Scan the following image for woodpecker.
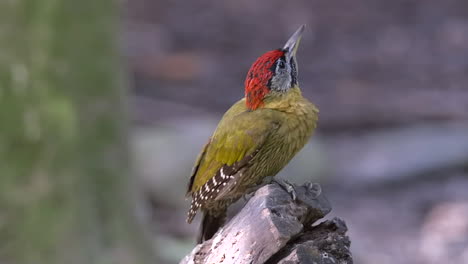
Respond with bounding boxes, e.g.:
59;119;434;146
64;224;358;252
186;25;318;243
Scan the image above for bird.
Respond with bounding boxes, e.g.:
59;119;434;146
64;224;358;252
186;25;319;243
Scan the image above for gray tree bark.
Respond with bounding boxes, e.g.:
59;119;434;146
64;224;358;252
0;1;154;263
180;183;353;264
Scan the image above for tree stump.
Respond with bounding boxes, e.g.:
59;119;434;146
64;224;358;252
180;182;353;264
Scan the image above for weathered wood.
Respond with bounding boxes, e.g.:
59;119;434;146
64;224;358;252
267;218;352;264
180;183;352;264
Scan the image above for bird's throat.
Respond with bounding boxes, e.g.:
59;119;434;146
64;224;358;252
256;86;304;111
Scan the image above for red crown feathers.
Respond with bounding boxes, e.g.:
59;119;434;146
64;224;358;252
244;49;285;110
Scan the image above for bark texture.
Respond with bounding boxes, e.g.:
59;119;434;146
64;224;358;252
180;183;353;264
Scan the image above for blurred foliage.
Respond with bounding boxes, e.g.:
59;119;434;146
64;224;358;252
0;0;153;263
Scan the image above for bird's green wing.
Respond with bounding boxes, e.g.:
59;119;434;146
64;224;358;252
188;105;280;193
186;100;281;222
186;138;210;196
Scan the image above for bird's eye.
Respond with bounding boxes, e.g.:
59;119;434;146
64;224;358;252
278;60;285;69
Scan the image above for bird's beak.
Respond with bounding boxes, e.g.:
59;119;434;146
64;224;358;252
283;24;305;61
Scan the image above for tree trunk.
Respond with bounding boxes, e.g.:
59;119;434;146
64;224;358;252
0;1;154;263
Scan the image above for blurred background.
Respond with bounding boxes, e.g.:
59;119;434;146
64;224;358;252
2;0;468;264
123;0;468;263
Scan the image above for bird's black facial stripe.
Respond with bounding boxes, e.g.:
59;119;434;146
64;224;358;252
290;57;297;86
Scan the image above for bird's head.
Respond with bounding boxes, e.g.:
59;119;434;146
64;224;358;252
244;25;305;110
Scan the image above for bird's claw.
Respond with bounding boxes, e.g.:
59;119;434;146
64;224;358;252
273;178;297;201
